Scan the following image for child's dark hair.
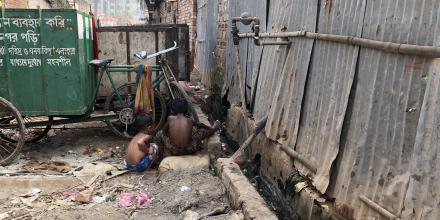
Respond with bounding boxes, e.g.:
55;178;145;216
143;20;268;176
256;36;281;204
171;98;188;115
134;112;153;133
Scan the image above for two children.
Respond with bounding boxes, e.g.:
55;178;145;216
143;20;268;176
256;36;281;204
124;99;220;172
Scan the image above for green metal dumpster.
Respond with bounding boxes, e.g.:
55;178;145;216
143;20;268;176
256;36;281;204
0;9;95;116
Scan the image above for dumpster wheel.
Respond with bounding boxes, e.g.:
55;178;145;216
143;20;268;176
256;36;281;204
0;97;25;166
104;83;167;139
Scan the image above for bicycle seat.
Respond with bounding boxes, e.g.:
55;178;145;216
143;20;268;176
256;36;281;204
89;59;114;67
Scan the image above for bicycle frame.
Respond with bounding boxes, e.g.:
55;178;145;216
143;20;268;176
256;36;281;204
89;64;166;111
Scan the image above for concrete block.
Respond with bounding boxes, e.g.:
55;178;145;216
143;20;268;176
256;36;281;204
216;158;278;220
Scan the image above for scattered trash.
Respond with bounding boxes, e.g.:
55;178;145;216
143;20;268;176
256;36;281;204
67;150;75;154
180;186;191;192
106;170;112;176
20;188;41;198
23;160;71;173
20;196;45;208
95;147;106;153
19;154;31;160
119;192;151;209
75;188;94;203
92;195;106;204
74;166;83;171
63;191;76;197
83;148;92;156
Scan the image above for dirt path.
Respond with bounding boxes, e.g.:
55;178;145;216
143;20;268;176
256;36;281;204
0;123;242;220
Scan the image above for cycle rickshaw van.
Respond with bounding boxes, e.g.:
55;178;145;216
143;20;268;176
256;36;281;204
0;9;95;164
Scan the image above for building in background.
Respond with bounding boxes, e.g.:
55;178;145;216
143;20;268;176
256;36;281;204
148;0;197;71
89;0;147;26
2;0;50;8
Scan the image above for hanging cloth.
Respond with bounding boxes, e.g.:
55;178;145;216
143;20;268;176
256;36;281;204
134;64;155;120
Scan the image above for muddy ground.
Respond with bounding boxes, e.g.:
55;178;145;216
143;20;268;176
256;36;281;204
0;122;242;220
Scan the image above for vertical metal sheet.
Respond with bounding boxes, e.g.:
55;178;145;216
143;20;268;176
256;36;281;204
195;0;207;76
253;0;296;121
293;0;367;193
199;0;219;87
402;67;440;220
224;0;266;107
265;0;317;144
328;1;440;219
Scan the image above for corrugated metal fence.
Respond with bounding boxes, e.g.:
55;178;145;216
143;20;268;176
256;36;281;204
221;0;440;219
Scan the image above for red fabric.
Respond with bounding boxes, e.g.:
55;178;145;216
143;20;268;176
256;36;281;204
91;15;99;59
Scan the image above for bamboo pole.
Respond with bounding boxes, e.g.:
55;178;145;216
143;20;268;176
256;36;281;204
239;31;440;57
279;145;317;174
359;195;400;220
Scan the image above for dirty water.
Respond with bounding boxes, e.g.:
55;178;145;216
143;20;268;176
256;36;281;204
0;123;243;220
221;133;296;220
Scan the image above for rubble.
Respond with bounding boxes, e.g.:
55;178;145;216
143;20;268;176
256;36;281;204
75;188;94;203
0;125;240;219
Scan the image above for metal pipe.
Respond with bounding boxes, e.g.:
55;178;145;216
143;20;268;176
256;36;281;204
279;145;317;173
260;41;291;45
359;195;400;220
232;16;260;46
239;31;440;57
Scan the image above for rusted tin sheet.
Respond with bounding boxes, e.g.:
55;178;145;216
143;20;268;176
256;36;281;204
224;0;267;107
196;0;220;87
265;0;317;144
328;1;440;219
252;0;297;121
293;0;367;193
402;67;440;220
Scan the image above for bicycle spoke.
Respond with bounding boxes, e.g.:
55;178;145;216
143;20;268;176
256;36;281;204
0;142;13;154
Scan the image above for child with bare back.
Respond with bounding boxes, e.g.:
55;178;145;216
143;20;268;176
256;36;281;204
157;99;220;156
124;113;159;172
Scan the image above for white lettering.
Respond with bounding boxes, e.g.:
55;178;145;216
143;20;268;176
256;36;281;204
0;18;11;28
55;48;76;56
10;58;42;67
45;16;65;28
0;33;19;43
0;47;4;56
20;30;40;45
11;18;40;29
0;59;3;67
47;56;71;66
8;46;22;56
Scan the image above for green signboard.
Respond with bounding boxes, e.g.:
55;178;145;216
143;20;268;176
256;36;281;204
0;9;95;116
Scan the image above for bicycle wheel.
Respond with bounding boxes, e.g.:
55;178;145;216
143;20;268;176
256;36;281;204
0;97;25;165
0;116;52;143
104;82;167;138
169;81;200;123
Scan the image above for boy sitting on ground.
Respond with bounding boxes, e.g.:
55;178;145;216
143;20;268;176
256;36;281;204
157;98;221;156
124;112;159;172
